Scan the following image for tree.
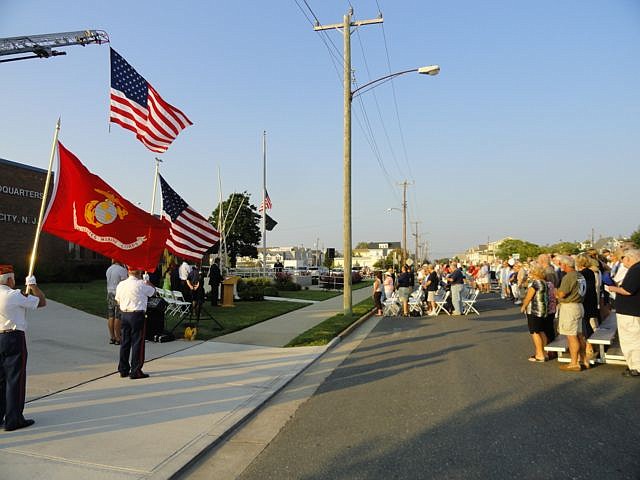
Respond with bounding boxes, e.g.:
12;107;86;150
496;239;543;261
210;192;261;268
355;242;369;249
631;226;640;248
545;241;580;255
323;255;334;269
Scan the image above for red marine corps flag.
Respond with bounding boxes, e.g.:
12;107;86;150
42;142;169;271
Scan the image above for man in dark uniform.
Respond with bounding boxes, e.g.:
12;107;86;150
208;258;223;306
0;264;46;431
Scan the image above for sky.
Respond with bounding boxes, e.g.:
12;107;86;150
1;0;639;259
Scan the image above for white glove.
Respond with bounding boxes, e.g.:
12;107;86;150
25;275;37;286
142;273;150;282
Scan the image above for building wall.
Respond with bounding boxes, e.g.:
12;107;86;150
0;158;106;278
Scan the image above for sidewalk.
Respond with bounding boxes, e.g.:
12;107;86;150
0;287;374;479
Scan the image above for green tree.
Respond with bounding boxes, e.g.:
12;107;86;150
631;226;640;248
210;192;261;268
323;256;334;269
355;242;370;249
545;241;581;255
496;239;543;260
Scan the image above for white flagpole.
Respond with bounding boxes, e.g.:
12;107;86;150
217;167;225;270
262;130;267;278
27;118;61;281
150;157;162;215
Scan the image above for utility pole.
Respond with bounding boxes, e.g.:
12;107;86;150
315;9;383;316
411;221;421;265
397;180;413;265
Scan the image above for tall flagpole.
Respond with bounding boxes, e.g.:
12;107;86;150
262;130;267;278
150;157;163;215
217;167;224;270
27;118;61;283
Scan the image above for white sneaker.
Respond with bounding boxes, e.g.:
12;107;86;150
514;300;522;305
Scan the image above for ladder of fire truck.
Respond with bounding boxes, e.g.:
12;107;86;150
0;30;109;63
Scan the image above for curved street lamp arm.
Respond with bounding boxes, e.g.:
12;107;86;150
351;68;418;98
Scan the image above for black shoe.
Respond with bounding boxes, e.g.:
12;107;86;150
119;371;129;378
109;338;116;345
622;368;640;377
5;419;35;432
130;372;149;379
114;340;121;345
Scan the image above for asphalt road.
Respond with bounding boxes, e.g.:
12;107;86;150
235;295;640;480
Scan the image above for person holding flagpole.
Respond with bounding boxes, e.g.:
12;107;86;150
0;265;46;431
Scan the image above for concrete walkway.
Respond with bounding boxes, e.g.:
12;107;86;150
1;287;374;479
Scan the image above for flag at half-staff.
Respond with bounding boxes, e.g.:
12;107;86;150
258;190;272;212
159;174;220;262
109;48;192;153
265;213;278;231
42;142;170;271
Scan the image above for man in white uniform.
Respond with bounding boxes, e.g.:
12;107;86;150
115;268;155;379
0;265;46;431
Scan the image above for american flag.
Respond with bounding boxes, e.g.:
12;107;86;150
258;190;272;212
159;174;219;262
109;48;192;153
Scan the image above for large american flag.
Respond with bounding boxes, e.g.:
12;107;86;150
258;190;272;212
159;174;219;262
110;48;192;153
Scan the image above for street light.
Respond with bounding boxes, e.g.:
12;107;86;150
386;207;404;263
320;10;440;316
341;62;440;315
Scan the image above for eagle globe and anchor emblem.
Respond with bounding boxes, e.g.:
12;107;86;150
84;189;128;228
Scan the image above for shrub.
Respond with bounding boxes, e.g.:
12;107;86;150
274;272;301;291
264;286;278;296
238;286;264;301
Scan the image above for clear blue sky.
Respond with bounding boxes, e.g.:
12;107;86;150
2;0;639;259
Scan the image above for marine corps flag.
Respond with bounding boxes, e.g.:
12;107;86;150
42;142;169;271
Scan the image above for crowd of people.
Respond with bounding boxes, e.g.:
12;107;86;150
371;244;640;378
493;247;640;377
372;261;488;317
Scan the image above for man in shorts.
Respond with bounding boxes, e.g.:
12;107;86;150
106;260;127;345
555;255;587;372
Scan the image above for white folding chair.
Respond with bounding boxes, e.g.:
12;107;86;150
171;290;192;319
155;288;176;316
383;292;401;317
408;288;424;316
433;290;451;316
463;288;481;315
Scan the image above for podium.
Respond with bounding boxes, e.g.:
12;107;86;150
221;276;240;307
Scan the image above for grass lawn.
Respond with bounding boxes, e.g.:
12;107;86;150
42;280;309;340
285;297;374;347
42;280;109;318
165;301;308;340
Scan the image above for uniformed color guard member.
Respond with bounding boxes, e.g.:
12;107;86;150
0;264;46;432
